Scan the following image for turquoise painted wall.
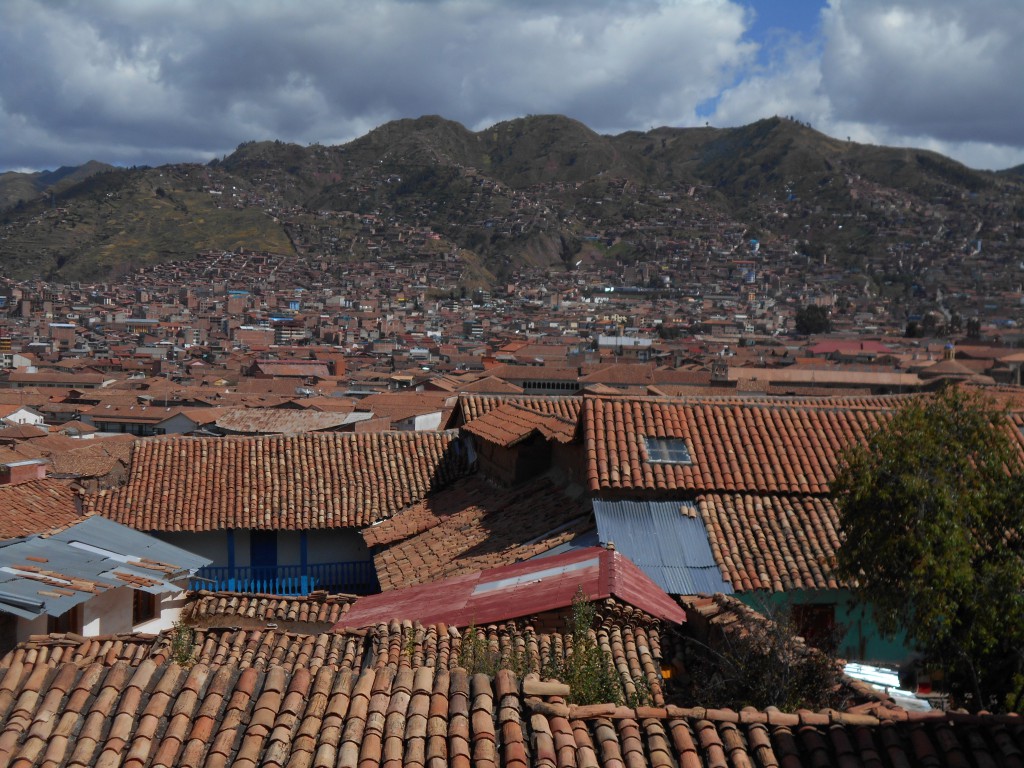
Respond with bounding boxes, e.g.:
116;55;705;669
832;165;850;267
737;589;913;666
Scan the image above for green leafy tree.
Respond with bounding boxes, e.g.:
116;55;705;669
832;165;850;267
832;388;1024;711
794;304;832;335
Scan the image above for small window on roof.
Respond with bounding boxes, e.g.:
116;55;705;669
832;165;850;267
644;437;692;465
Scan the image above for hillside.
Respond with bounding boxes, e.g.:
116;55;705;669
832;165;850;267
1;115;1021;284
0;160;114;211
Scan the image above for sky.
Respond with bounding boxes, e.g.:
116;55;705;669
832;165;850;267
2;0;1023;173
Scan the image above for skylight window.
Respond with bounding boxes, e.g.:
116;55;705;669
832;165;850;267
644;437;692;465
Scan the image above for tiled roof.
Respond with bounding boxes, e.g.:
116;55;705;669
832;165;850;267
584;397;891;494
3;617;669;702
86;431;470;531
698;494;842;591
0;424;48;440
0;480;81;540
213;407;353;434
462;402;578;447
184;589;357;628
370;474;593;590
459;394;582;423
1;628;1023;768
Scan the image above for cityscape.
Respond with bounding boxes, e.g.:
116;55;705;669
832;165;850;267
1;1;1023;765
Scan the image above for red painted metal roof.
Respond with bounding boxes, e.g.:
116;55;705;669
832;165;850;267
334;546;686;630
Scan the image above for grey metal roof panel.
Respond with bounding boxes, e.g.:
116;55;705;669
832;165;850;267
0;516;211;619
593;499;733;596
48;516;211;574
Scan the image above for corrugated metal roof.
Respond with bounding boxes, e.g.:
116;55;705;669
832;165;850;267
0;516;211;619
593;499;733;596
336;546;686;630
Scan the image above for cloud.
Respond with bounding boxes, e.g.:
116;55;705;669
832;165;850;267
3;0;1022;172
821;0;1024;148
704;0;1024;170
0;0;755;169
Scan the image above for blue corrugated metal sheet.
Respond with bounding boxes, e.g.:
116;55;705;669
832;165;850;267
592;499;733;596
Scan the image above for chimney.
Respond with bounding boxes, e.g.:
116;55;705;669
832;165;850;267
0;459;48;486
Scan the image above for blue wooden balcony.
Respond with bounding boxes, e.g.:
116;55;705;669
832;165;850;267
190;561;378;596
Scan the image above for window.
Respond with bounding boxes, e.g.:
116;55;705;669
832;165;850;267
643;437;692;464
133;590;158;625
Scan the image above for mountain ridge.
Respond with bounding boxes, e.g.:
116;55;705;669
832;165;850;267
0;115;1019;283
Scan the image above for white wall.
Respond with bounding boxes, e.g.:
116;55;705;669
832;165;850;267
135;588;190;634
156;530;228;564
82;586;133;636
155;528;370;569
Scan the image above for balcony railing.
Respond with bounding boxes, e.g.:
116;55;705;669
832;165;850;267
190;561;378;596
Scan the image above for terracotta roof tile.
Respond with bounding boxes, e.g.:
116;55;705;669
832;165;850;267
459;395;583;424
0;479;82;540
2;624;1024;767
368;474;593;591
583;397;893;495
462;402;578;447
697;494;842;592
184;590;357;629
86;431;470;531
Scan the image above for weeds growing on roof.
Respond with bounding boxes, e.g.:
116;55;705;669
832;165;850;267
169;619;195;666
542;586;652;706
458;621;532;679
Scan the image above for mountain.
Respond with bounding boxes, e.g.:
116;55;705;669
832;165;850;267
0;160;114;211
0;116;1020;283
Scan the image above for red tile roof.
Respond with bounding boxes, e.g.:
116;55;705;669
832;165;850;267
584;397;892;494
1;629;1022;767
0;479;82;540
183;590;357;629
697;494;842;592
462;401;578;447
458;394;582;423
86;431;470;531
369;473;593;590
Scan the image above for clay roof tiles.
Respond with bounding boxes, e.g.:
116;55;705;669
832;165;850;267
584;397;892;495
184;589;357;629
0;480;81;540
697;494;843;592
462;402;578;447
459;394;583;424
0;628;1022;767
86;430;470;531
368;474;593;591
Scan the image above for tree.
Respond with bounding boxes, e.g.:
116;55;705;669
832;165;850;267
794;304;831;335
832;388;1024;711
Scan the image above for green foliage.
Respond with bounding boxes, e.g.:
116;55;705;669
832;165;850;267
458;622;531;679
682;601;847;711
169;619;195;666
833;388;1024;711
794;304;832;335
541;587;651;706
